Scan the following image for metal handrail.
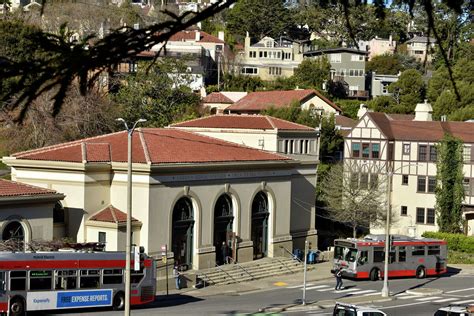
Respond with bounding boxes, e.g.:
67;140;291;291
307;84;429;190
179;263;214;288
273;256;296;274
225;256;254;280
280;245;303;263
214;263;238;283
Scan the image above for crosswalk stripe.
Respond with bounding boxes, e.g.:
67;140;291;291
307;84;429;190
446;287;474;294
349;290;377;295
433;298;459;303
304;285;331;290
317;287;338;292
287;283;315;289
398;295;420;300
331;288;362;294
452;299;474;304
362;291;381;296
416;296;442;301
395;293;410;297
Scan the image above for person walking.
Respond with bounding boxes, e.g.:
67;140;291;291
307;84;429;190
173;264;181;290
221;241;229;264
334;266;344;290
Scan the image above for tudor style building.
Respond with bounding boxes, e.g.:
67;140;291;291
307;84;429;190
344;102;474;237
3;127;318;269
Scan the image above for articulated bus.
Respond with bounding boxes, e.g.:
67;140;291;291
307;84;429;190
333;234;447;280
0;249;156;316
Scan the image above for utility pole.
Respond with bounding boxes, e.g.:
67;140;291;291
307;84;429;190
302;240;309;305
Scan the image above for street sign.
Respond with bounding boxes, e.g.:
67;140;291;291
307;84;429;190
162;256;167;264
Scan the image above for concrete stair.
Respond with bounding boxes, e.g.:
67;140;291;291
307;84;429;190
193;257;318;286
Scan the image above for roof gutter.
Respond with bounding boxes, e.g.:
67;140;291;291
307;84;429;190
0;193;65;206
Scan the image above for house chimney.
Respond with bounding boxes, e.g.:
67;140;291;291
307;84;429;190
414;99;433;121
218;31;225;42
389;34;393;45
195;31;200;42
244;31;250;48
357;103;369;119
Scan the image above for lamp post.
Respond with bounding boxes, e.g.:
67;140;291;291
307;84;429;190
381;163;419;298
116;118;146;316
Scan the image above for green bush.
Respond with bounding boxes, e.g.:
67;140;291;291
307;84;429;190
422;231;474;253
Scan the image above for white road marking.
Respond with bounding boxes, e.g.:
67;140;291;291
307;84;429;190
362;291;381;296
415;296;442;301
349;290;377;295
432;298;459;303
303;285;331;290
394;293;410;297
379;301;430;310
452;299;474;304
317;287;338;292
330;288;361;293
398;295;420;300
445;287;474;294
287;283;315;289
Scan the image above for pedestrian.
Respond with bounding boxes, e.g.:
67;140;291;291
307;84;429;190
221;241;229;264
173;264;181;290
334;266;344;290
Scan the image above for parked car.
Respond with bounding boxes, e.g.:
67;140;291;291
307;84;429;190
434;304;474;316
333;302;387;316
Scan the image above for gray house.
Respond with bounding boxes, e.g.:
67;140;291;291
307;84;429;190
304;48;368;98
369;72;400;98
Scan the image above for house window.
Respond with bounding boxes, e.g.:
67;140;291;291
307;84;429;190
416;207;425;223
277;52;281;59
381;82;390;94
289;140;294;154
463;178;470;194
402;175;409;185
269;67;282;75
369;174;378;189
427;208;435;224
352;143;360;157
360;173;369;189
241;67;258;75
429;146;437;161
305;140;310;153
401;206;408;216
249;51;257;58
428;176;436;193
259;51;263;58
98;232;106;243
371;143;380;159
403;143;410;155
417;176;426;192
362;143;370;158
330;54;341;63
129;61;137;73
351;54;364;61
463;146;471;162
414;50;424;55
418;145;427;161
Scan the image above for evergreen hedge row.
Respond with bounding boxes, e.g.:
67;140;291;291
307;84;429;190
422;232;474;253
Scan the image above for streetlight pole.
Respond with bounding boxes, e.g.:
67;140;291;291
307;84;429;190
116;118;146;316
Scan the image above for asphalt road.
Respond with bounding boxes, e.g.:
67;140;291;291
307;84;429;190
37;274;474;316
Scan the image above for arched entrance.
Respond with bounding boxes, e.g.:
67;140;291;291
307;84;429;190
2;221;25;250
214;194;234;265
172;197;194;270
251;192;269;259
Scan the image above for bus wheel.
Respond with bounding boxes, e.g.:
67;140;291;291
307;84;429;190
9;297;25;316
370;268;380;281
113;292;125;311
416;266;426;279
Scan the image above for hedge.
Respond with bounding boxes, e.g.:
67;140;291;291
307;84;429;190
422;232;474;253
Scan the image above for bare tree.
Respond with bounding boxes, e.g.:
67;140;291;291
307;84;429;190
320;162;389;238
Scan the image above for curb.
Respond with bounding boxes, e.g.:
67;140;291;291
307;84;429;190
261;295;394;313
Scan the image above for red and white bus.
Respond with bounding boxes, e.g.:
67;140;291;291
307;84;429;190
0;249;156;316
333;234;447;280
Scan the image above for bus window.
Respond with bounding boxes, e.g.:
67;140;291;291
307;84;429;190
358;251;368;265
373;247;384;263
345;248;358;262
412;246;425;256
428;245;440;255
389;250;396;264
334;246;344;260
398;246;406;262
103;269;123;285
0;272;4;291
80;270;100;288
55;270;77;290
29;271;53;291
10;271;26;291
131;269;144;284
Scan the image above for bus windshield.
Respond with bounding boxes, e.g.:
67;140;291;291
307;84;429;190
0;272;4;291
335;246;358;262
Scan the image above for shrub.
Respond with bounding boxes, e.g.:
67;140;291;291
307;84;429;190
422;231;474;253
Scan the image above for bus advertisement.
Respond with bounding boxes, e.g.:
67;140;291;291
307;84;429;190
0;249;156;316
333;234;447;280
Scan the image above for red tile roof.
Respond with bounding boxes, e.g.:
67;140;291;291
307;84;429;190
169;30;224;44
12;129;290;164
202;92;234;104
226;89;341;112
171;115;315;131
367;112;474;142
0;179;59;197
89;205;138;223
